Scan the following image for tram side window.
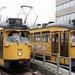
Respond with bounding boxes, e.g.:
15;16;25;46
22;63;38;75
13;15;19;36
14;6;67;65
71;32;75;43
61;33;68;42
42;32;50;42
65;34;68;42
52;34;58;42
30;34;33;42
34;33;40;42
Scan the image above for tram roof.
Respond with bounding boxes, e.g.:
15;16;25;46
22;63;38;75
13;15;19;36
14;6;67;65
0;21;30;30
46;22;74;30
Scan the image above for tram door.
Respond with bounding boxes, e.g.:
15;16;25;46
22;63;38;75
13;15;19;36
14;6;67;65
51;34;58;53
60;32;69;57
51;31;59;61
51;30;69;62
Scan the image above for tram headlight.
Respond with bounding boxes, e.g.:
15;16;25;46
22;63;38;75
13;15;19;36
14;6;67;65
18;52;22;56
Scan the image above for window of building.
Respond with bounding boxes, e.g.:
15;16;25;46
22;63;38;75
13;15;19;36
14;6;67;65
66;14;70;20
63;15;66;20
66;1;70;8
71;0;74;6
71;13;75;19
56;6;59;11
56;17;59;22
60;16;62;21
60;5;63;10
63;3;67;9
56;12;75;22
56;0;75;11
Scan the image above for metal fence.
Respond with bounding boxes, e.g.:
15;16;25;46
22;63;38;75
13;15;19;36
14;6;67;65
31;49;71;75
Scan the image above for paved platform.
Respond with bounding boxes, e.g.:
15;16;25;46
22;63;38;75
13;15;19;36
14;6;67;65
30;59;75;75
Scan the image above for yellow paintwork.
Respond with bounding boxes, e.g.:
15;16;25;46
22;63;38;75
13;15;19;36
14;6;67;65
30;26;75;65
4;43;30;60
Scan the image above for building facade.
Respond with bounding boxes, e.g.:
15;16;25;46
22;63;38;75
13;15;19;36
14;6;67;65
56;0;75;22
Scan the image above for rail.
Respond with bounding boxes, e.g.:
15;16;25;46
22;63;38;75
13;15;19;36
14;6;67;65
31;47;72;75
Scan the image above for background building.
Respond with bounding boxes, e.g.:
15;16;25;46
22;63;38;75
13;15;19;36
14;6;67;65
56;0;75;23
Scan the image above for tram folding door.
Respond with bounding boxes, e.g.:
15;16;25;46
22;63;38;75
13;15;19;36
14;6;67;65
60;31;69;57
51;33;58;54
50;30;69;62
59;31;69;65
50;31;59;62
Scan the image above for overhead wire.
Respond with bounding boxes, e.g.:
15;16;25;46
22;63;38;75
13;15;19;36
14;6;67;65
28;0;38;5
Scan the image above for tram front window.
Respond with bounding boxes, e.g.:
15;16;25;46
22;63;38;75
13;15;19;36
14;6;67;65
6;31;30;43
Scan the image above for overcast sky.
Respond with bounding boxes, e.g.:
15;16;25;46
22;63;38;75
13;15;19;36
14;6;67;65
0;0;56;24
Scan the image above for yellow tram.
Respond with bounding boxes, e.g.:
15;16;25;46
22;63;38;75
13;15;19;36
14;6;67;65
0;18;31;68
30;20;75;68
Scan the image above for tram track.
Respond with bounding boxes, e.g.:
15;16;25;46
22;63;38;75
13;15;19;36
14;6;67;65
0;66;37;75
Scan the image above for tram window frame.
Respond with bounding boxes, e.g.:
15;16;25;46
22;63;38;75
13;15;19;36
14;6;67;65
34;32;40;42
42;31;50;42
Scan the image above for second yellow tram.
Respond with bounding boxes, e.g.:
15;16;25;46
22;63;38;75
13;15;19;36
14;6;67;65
30;21;75;68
